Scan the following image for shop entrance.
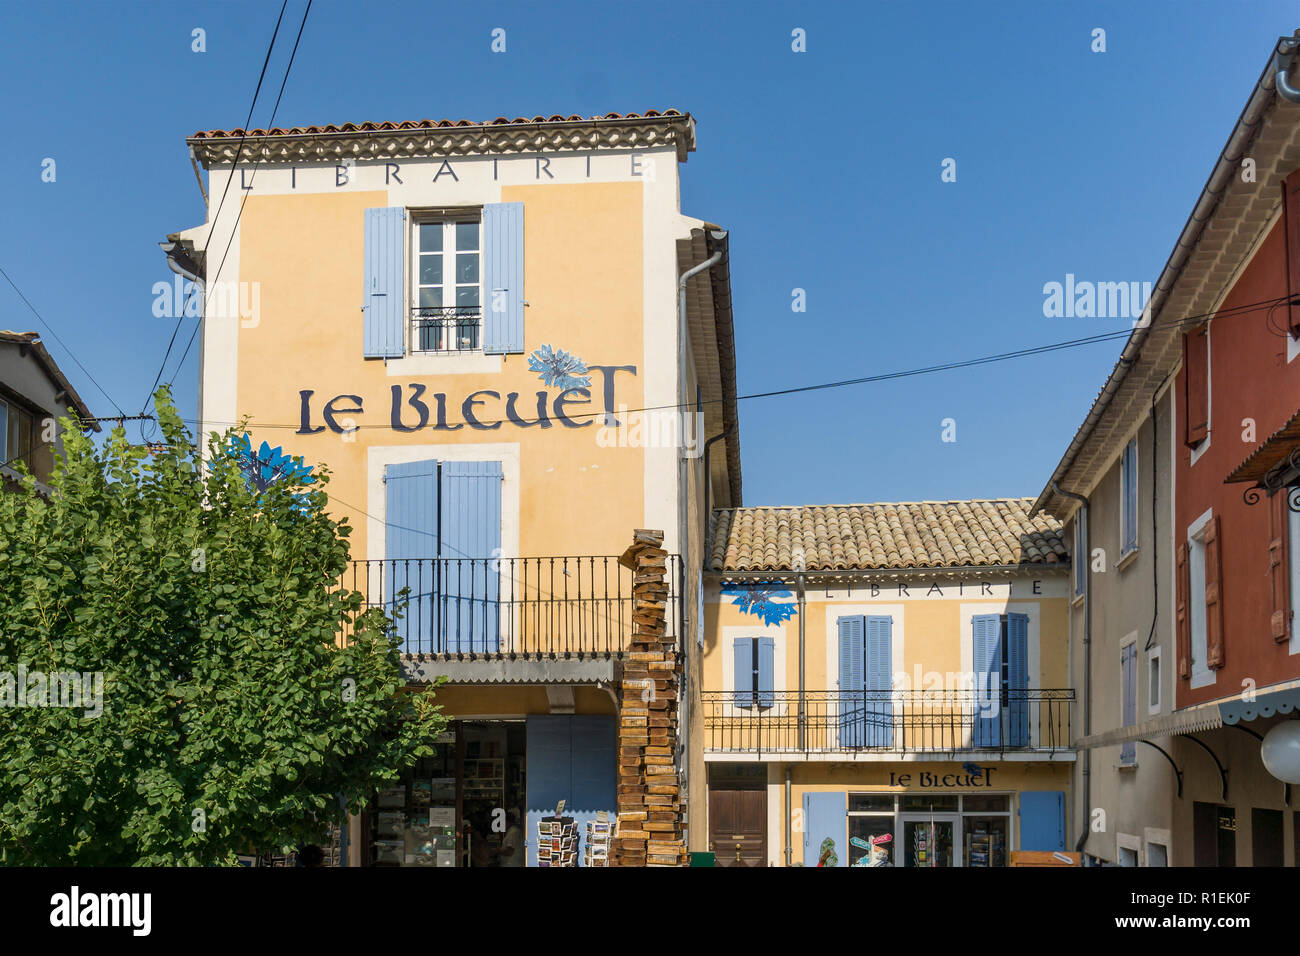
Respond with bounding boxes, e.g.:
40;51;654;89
900;814;958;867
367;719;527;867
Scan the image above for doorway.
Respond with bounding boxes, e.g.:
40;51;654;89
900;814;959;867
708;767;767;866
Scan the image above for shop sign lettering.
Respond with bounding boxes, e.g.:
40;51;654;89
888;769;996;789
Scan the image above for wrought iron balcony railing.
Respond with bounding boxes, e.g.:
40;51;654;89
411;306;482;353
346;555;682;659
702;689;1075;756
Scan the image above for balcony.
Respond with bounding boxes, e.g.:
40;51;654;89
702;689;1075;760
411;306;481;353
347;555;682;684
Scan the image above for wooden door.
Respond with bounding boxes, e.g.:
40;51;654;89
709;787;767;866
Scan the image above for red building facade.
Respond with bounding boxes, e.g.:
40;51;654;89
1174;172;1300;710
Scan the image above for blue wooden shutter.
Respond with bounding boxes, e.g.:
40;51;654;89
837;616;865;747
864;616;893;747
569;716;616;867
757;637;775;708
972;614;1002;748
803;791;847;867
363;206;406;358
525;715;570;868
384;459;439;653
732;638;752;708
1019;791;1066;851
525;716;615;868
1007;613;1030;747
439;461;503;653
1121;644;1137;764
483;202;524;354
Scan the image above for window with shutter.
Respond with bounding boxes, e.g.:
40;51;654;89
1120;643;1137;766
972;614;1002;747
1176;541;1190;679
1268;491;1292;643
863;617;893;748
1182;326;1209;447
837;616;866;747
1282;168;1300;339
1120;438;1139;555
1006;613;1030;747
757;637;775;708
439;461;503;653
384;459;502;654
482;202;525;354
732;637;751;708
363;207;407;358
1204;515;1224;669
732;636;776;709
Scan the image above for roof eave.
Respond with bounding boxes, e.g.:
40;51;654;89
1032;36;1300;518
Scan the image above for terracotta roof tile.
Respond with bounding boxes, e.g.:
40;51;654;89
709;498;1067;573
191;109;684;140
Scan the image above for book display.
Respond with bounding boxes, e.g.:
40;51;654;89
537;801;578;867
369;732;458;867
965;824;1007;867
583;811;614;867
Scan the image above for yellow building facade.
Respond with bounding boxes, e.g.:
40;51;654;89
702;500;1076;866
170;112;741;866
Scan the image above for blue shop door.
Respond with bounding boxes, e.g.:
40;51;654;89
1018;790;1066;851
802;791;847;867
525;715;615;866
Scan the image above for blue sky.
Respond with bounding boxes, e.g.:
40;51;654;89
0;0;1295;506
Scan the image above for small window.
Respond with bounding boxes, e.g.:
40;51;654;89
732;636;774;709
0;398;43;480
1182;325;1210;448
1189;524;1211;685
1073;519;1086;596
1120;643;1137;766
1147;647;1161;714
1120;438;1139;556
412;217;482;353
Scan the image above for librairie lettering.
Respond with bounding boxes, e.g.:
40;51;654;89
297;365;636;434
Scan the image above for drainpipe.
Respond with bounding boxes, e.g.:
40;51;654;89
1053;481;1091;856
797;573;806;751
785;766;793;867
678;239;725;584
678;237;726;854
1274;35;1300;103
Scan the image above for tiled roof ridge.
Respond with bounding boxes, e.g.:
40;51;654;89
191;109;686;139
714;496;1038;511
709;498;1066;572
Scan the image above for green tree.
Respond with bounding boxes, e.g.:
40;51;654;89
0;388;444;865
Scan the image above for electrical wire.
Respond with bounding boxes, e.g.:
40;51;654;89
166;0;313;390
176;292;1297;433
0;266;124;416
141;0;291;423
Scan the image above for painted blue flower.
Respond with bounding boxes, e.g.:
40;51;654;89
528;344;591;390
721;584;797;625
962;763;984;778
226;433;316;495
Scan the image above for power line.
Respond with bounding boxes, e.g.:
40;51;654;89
0;265;124;416
177;292;1297;433
140;0;292;440
167;0;313;390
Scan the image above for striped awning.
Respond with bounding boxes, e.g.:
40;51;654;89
1076;679;1300;748
1074;704;1223;749
1225;405;1300;484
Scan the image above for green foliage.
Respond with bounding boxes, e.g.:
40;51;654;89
0;389;445;865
